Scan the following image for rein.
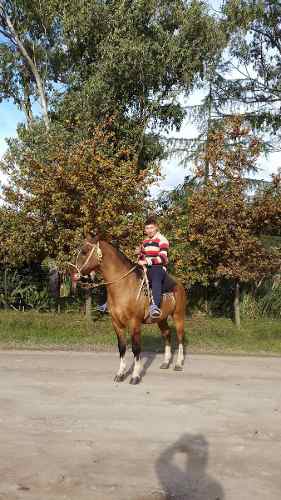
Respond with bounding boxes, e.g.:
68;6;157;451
80;265;138;289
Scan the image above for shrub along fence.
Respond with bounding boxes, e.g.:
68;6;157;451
1;263;281;322
0;264;106;318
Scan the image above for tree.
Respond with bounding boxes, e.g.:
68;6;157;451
0;43;35;125
57;0;225;119
0;0;227;173
252;170;281;238
0;1;67;130
214;0;281;150
0;118;157;265
47;0;227;170
171;117;280;327
167;77;225;183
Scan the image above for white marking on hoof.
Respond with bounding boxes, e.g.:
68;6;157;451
164;345;172;364
160;361;170;369
130;376;141;385
132;357;142;379
115;356;126;379
174;364;184;372
175;343;184;368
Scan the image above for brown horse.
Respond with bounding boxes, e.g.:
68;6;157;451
72;234;187;384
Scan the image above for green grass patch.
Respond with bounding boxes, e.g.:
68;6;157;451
0;311;281;355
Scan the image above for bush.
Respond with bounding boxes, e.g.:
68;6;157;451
241;282;281;320
240;293;262;320
259;283;281;319
0;267;53;311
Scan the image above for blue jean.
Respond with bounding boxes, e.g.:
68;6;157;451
147;265;166;307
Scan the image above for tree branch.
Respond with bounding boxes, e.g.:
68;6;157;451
0;4;50;130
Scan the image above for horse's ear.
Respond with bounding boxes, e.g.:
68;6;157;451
84;227;100;243
119;228;130;239
88;233;100;243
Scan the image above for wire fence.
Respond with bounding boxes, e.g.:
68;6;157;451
1;264;281;320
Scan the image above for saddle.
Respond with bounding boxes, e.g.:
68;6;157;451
162;272;177;294
141;271;176;298
141;271;177;323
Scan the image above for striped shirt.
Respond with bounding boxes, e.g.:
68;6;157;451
140;232;169;267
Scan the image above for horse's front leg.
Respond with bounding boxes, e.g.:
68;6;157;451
130;327;142;385
113;320;127;382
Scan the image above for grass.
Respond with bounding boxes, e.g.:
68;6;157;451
0;310;281;355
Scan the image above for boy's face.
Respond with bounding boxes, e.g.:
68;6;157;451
145;223;158;238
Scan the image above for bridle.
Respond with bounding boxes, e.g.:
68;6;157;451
68;241;103;280
68;240;138;288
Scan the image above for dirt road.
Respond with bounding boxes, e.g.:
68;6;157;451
0;350;280;500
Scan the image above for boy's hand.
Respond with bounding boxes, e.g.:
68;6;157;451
138;259;147;266
134;246;141;255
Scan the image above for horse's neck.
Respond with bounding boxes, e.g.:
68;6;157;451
98;241;132;284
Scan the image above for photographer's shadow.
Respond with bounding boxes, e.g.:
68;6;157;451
155;433;224;500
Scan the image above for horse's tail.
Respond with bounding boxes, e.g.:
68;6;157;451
172;281;187;347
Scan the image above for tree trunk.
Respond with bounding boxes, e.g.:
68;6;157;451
234;281;241;329
204;82;212;184
85;290;92;322
22;83;34;127
204;159;209;184
22;99;34;127
3;10;50;130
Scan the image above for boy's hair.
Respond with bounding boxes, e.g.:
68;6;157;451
145;215;158;226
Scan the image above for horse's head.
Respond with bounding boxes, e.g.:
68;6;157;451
71;233;103;291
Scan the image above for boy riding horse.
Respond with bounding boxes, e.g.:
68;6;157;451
138;215;169;319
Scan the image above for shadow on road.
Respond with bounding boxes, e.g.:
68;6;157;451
155;433;224;500
141;352;157;378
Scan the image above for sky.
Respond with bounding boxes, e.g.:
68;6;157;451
0;101;24;156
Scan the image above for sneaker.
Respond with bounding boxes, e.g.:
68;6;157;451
149;304;161;319
96;303;107;313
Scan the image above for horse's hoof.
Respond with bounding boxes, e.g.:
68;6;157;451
160;361;171;369
174;364;184;371
129;376;141;385
114;373;126;382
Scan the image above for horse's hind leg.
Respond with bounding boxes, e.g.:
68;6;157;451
172;285;186;371
174;313;185;371
113;320;127;382
158;319;172;369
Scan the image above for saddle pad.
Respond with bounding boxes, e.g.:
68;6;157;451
162;273;177;293
143;292;176;324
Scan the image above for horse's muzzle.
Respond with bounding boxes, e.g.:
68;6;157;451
71;271;96;293
71;272;80;293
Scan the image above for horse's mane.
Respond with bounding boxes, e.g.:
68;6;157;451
108;241;143;279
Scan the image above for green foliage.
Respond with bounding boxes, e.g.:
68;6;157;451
0;0;227;164
0;119;157;264
217;0;281;147
158;117;281;327
162;118;281;289
240;292;262;320
0;267;53;310
259;282;281;319
56;0;225;117
0;0;65;126
241;284;281;319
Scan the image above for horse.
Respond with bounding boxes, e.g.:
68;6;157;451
71;233;187;384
